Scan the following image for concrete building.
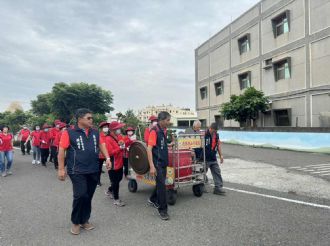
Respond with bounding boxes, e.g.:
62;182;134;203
195;0;330;127
137;104;197;127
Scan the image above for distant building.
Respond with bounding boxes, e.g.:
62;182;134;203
105;113;118;123
137;104;197;127
6;101;23;113
195;0;330;127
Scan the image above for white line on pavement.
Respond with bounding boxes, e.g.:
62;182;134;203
306;164;330;168
320;173;330;176
311;171;330;174
223;187;330;210
314;167;330;171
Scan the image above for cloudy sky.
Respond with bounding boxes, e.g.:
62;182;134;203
0;0;259;114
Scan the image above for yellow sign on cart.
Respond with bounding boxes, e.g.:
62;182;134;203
136;167;175;186
178;137;202;149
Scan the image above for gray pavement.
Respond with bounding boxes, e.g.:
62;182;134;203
0;149;330;246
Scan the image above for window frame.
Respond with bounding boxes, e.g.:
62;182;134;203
271;10;290;38
214;81;224;96
200;86;208;100
273;57;291;81
238;34;251;55
238;71;252;90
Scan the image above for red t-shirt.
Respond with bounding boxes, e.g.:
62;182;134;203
53;131;63;148
105;134;124;170
19;129;30;141
50;128;60;146
39;131;51;149
0;133;13;151
30;131;41;147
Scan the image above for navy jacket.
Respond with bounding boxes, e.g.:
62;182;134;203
151;124;169;168
204;129;219;162
65;126;100;174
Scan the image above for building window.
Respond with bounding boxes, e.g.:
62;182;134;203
274;109;291;126
214;81;224;96
238;34;250;54
238;72;251;90
272;10;290;38
200;87;207;100
273;58;291;81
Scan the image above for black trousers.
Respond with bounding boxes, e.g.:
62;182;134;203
150;166;167;213
40;148;49;165
69;173;98;225
98;159;105;184
20;140;31;155
123;158;129;177
108;168;123;200
50;146;58;168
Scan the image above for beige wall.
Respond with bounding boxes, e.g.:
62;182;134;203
197;82;209;109
262;47;306;95
197;55;209;81
231;5;260;32
261;0;281;12
261;0;305;54
231;63;261;95
271;96;307;127
311;36;330;87
210;42;230;76
272;96;306;127
311;93;330;127
310;0;330;34
209;75;231;107
231;24;260;67
210;27;230;47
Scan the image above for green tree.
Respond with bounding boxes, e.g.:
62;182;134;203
220;87;269;127
0;110;29;133
31;82;114;122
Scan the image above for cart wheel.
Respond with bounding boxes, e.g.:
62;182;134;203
128;179;138;193
192;184;204;197
167;189;177;205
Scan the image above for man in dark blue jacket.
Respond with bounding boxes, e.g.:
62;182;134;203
147;111;172;220
204;122;226;195
58;108;111;235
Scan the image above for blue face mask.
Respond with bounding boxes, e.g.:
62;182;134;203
44;128;49;132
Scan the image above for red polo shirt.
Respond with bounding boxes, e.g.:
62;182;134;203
30;131;41;147
0;133;13;151
19;129;30;141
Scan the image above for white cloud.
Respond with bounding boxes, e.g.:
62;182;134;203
0;0;259;113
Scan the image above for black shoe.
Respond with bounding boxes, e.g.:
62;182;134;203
213;188;226;195
27;153;30;155
148;199;160;209
158;211;169;220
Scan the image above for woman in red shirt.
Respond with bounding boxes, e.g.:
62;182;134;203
98;122;109;186
105;121;126;207
0;126;14;177
39;124;51;166
26;125;42;165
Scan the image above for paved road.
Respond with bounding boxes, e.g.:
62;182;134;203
0;149;330;246
222;143;330;181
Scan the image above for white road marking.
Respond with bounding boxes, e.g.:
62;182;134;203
320;173;330;176
306;164;330;168
311;171;330;174
224;187;330;210
314;167;330;171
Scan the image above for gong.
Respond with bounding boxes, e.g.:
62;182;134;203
128;141;150;175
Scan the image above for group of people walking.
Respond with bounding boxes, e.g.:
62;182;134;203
1;108;226;236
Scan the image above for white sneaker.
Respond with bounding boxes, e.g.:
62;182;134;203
114;200;125;207
6;170;12;175
37;161;41;165
32;160;36;165
2;172;7;177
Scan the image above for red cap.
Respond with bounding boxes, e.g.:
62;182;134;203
99;121;109;128
54;119;61;124
125;127;135;132
42;123;51;129
149;115;158;122
109;121;126;130
59;122;67;129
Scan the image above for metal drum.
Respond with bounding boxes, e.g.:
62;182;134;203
168;149;193;181
128;141;150;175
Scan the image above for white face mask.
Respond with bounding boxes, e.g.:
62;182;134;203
127;131;133;136
115;129;121;135
56;125;60;128
36;127;40;131
23;127;27;129
152;121;158;127
102;127;109;133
